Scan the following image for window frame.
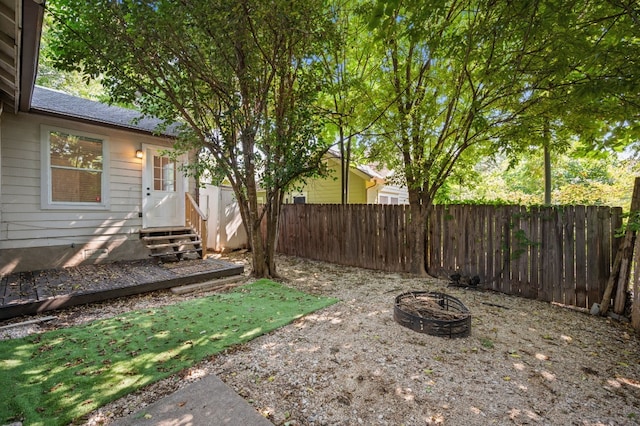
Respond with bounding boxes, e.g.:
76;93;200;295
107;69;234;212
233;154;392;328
40;125;111;210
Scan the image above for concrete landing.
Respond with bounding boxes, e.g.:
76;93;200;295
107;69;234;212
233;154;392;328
113;374;273;426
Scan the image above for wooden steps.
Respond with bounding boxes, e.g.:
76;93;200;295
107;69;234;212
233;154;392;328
140;227;203;260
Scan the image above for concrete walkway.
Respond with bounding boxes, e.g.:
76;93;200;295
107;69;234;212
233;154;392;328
113;373;273;426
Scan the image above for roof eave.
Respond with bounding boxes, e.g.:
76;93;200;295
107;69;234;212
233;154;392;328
18;0;44;112
29;106;177;138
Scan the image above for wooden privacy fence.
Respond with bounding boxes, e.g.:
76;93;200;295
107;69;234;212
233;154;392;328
276;204;623;310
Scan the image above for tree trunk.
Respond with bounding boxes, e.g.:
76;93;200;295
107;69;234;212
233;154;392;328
249;219;270;277
264;191;283;278
409;204;428;276
340;127;347;205
543;121;552;205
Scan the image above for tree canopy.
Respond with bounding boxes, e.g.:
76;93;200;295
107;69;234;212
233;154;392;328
359;0;639;273
47;0;335;277
45;0;639;276
36;13;106;100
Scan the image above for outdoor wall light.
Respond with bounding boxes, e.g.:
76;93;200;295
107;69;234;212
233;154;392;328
135;149;143;159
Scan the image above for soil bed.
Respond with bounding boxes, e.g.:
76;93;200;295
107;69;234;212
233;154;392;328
2;253;639;425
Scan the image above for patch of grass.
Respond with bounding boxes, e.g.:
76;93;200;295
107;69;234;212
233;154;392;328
0;279;338;426
481;338;494;349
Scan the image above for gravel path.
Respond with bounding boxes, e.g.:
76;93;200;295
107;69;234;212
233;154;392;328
2;253;639;425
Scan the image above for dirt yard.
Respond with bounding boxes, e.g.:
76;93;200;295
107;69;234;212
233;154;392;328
2;253;640;425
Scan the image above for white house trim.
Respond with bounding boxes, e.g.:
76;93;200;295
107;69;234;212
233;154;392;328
40;124;111;211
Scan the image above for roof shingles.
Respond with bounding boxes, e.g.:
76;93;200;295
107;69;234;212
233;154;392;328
30;86;178;136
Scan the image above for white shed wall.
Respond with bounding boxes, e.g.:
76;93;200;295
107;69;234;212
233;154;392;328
200;184;248;252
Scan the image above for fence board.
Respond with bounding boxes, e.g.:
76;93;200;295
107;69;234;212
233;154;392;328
346;205;355;265
540;208;553;302
598;207;611;304
461;206;471;274
400;205;409;271
586;207;601;306
541;207;552;301
563;206;576;307
428;205;439;275
469;206;480;277
497;207;510;295
511;206;524;296
480;206;490;282
474;206;485;281
443;206;455;273
373;205;380;269
491;206;505;292
331;204;339;264
529;206;541;300
574;206;588;308
517;206;533;298
552;208;564;304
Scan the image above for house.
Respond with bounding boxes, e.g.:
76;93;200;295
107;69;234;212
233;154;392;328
283;151;409;205
0;1;204;274
0;1;407;275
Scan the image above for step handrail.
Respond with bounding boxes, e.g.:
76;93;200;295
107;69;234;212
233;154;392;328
185;192;208;257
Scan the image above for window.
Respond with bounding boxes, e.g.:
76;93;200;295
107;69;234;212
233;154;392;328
291;191;307;204
41;126;110;209
379;194;399;205
153;155;176;191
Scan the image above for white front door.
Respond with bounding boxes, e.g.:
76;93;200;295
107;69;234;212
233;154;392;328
142;145;186;228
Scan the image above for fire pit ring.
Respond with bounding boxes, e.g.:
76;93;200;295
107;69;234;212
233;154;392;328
394;291;471;338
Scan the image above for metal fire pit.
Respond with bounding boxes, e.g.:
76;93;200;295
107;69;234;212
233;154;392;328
394;291;471;338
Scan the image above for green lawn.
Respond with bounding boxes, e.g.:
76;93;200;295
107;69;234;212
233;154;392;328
0;279;338;426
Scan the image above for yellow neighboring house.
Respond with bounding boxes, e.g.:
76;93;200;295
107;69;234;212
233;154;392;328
281;152;409;205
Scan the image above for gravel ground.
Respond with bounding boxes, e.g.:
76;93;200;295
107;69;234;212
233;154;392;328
2;252;639;425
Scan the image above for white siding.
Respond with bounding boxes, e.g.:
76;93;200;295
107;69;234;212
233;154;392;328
373;183;410;205
0;111;175;270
